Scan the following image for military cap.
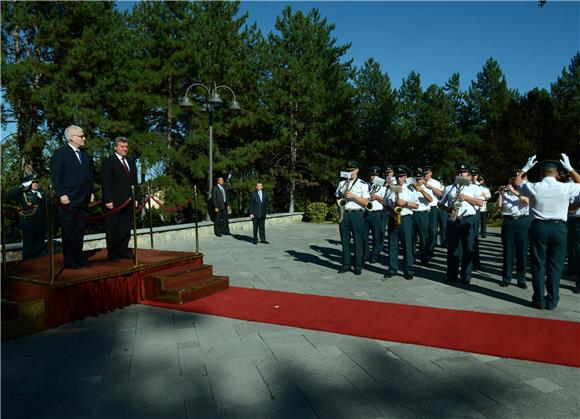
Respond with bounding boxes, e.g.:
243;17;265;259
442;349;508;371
455;161;470;172
368;166;381;176
469;167;480;175
384;164;394;172
423;165;433;172
345;160;359;170
510;169;522;178
21;174;39;184
539;160;559;170
394;165;408;177
414;168;425;179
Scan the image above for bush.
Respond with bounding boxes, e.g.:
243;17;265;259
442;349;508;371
304;202;329;223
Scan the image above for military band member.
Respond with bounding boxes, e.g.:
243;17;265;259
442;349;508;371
364;166;387;264
478;175;491;238
335;160;370;275
439;162;484;285
423;166;442;256
7;174;47;259
469;167;486;270
515;154;580;310
497;170;530;288
411;169;433;266
380;164;396;246
383;165;418;279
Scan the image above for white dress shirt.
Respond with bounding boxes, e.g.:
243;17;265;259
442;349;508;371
520;177;580;221
441;183;481;218
384;186;418;216
335;178;370;210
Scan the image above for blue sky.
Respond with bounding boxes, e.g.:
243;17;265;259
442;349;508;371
117;1;580;93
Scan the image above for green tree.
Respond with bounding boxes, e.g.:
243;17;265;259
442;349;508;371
395;71;423;167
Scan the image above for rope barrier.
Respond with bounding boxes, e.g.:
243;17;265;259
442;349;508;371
57;198;132;221
148;194;195;212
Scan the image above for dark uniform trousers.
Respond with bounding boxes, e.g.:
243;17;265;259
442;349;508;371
105;204;132;259
339;210;365;271
437;208;448;247
472;210;481;269
387;215;414;275
59;206;89;267
530;220;567;309
380;209;389;252
446;215;475;283
413;210;430;264
501;215;530;285
569;217;580;289
364;210;383;261
427;206;439;254
480;210;488;237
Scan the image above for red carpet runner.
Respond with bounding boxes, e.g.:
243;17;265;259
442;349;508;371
143;287;580;367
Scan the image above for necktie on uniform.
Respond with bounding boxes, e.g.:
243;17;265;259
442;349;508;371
121;156;130;176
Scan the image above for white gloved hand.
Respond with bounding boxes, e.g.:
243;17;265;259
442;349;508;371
21;180;32;188
559;153;574;172
521;155;537;173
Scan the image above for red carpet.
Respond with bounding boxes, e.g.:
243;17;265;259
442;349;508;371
144;287;580;367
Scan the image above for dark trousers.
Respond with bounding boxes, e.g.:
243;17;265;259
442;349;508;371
380;209;389;252
427;206;438;254
480;211;488;237
339;210;365;271
22;230;46;259
413;210;430;264
214;209;230;235
58;206;88;266
252;217;266;242
446;215;475;283
387;215;414;275
364;210;383;261
530;221;567;308
105;204;132;259
437;208;448;247
472;211;481;269
569;217;580;288
501;216;530;285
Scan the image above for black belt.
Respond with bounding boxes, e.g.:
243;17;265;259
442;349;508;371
503;215;528;221
457;214;474;220
345;209;362;213
533;219;565;224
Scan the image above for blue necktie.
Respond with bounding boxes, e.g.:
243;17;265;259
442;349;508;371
75;150;83;166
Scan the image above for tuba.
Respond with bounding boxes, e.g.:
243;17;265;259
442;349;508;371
449;176;472;222
390;185;403;227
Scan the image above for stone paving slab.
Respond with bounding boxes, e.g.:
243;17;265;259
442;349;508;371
2;222;580;418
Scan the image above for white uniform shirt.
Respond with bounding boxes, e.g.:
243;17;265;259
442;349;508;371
520;177;580;221
335;178;370;211
369;184;387;211
479;185;491;211
441;183;481;218
426;178;441;207
384;185;418;216
569;194;580;218
501;191;529;217
414;185;431;212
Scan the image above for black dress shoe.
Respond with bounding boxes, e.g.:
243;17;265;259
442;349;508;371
252;240;258;245
384;271;393;279
573;287;580;294
337;267;350;274
353;270;362;276
404;274;413;280
261;241;269;244
500;282;509;288
215;233;222;237
545;304;557;311
517;282;528;289
529;301;544;310
78;261;93;268
108;257;120;262
64;264;81;269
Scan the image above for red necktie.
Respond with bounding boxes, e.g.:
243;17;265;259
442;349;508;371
121;157;130;176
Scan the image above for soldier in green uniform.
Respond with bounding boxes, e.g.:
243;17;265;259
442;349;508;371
7;174;47;259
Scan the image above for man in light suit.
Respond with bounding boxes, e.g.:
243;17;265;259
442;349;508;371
211;176;231;236
101;137;139;262
50;125;94;269
249;182;269;244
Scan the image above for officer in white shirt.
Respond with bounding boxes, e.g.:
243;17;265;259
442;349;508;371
411;168;433;266
496;169;530;288
439;162;484;285
364;166;387;264
469;167;487;270
335;160;370;275
383;165;418;279
380;164;396;243
423;165;442;256
515;154;580;310
478;175;491;238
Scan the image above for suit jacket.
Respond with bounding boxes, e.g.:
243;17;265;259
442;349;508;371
250;190;268;219
211;184;229;210
101;154;138;207
50;145;94;206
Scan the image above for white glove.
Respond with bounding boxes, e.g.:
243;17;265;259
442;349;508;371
521;155;537;173
21;180;32;188
560;153;574;172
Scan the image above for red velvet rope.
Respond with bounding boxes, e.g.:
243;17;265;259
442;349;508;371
57;198;132;221
148;194;195;212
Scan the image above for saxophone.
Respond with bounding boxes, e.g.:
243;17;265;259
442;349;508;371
337;175;352;223
366;176;385;211
390;185;403;227
449;176;471;222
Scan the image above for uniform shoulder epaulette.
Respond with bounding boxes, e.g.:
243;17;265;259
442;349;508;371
359;179;368;185
406;185;414;192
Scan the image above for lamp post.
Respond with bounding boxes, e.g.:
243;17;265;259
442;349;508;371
180;83;240;206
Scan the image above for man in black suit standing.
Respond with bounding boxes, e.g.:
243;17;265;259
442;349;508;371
50;125;94;269
211;176;231;236
249;182;269;244
101;137;138;262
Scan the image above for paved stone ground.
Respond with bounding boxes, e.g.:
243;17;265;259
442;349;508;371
2;223;579;418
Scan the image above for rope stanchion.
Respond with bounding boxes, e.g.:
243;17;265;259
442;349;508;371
47;186;55;287
149;194;195;212
57;197;131;221
1;193;7;277
147;186;154;249
131;186;138;267
194;186;199;254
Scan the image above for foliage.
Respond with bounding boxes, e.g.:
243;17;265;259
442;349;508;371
303;202;329;223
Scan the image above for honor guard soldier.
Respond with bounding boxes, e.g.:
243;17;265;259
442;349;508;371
383;165;418;279
515;154;580;310
7;174;47;259
496;169;530;288
423;165;442;256
335;160;370;275
411;168;433;266
364;166;387;264
439;162;484;285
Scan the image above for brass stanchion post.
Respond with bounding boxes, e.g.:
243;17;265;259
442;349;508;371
1;192;7;277
131;186;138;266
194;185;199;254
147;186;154;249
47;186;55;287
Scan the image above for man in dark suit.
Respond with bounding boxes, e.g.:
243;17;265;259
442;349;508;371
101;137;139;262
7;174;47;259
211;176;231;236
249;182;269;244
50;125;94;269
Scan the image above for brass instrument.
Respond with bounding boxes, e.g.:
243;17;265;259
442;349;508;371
449;176;471;222
390;185;403;227
337;173;352;223
367;176;385;211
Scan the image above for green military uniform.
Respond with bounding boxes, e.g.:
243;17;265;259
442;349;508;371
7;174;47;259
411;169;432;266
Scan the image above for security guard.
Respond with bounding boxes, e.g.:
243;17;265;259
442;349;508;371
439;162;484;285
496;169;530;288
411;168;433;266
7;174;47;259
423;165;442;256
335;160;370;275
364;166;387;264
515;154;580;310
383;165;418;279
